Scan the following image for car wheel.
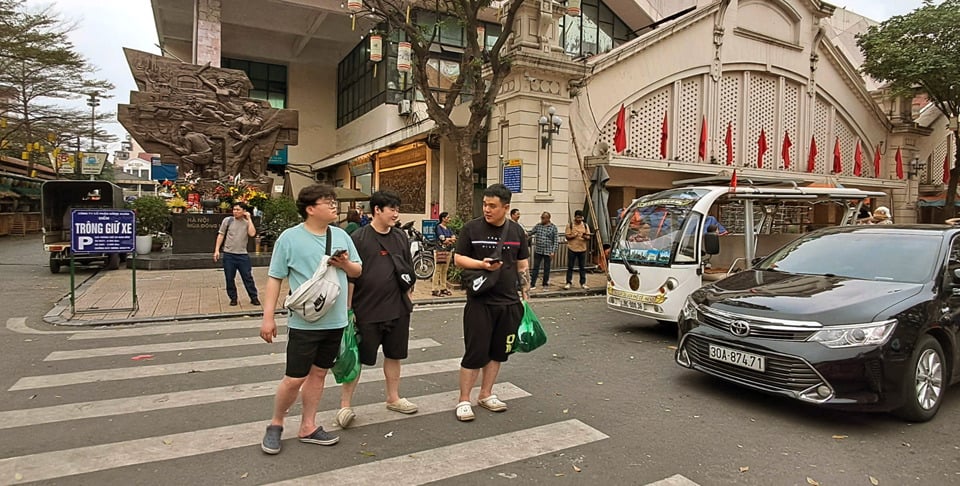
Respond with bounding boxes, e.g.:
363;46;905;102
895;335;946;422
49;257;61;274
106;253;120;270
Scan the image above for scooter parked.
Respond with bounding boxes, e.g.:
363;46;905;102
400;221;435;280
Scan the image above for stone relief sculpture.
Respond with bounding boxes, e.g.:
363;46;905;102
118;48;299;182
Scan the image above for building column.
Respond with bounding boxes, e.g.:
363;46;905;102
193;0;222;66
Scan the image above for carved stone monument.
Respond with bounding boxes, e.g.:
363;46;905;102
118;49;299;181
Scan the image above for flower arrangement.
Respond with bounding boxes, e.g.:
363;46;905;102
164;172;270;212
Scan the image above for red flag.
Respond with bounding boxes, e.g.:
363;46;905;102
895;146;904;179
724;123;733;165
613;104;626;153
660;113;668;159
730;169;738;191
807;136;818;173
757;128;768;168
853;140;863;177
781;132;792;169
874;145;882;177
832;137;842;174
944;151;951;183
698;116;707;161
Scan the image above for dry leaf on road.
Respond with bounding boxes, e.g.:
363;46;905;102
832;435;848;440
573;465;582;472
869;476;879;485
806;477;820;486
739;466;749;473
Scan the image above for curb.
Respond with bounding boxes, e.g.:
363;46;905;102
42;288;605;327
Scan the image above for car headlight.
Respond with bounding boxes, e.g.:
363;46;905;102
681;297;699;321
808;320;897;348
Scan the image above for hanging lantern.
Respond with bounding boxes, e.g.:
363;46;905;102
369;35;383;62
347;0;362;11
566;0;581;16
477;25;486;48
397;41;412;73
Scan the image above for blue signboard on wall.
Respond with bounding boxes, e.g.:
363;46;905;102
269;146;288;166
71;209;136;253
503;159;522;193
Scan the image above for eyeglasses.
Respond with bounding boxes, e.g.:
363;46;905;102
314;199;338;208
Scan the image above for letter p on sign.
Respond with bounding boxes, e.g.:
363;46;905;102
76;236;94;251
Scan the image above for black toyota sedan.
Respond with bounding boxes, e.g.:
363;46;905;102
676;225;960;421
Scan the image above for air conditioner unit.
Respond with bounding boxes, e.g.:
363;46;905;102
398;99;412;116
315;172;330;182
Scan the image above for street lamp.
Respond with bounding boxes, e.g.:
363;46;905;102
539;106;562;149
907;157;922;179
86;92;100;150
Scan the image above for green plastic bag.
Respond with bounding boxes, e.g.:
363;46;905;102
516;301;547;353
332;309;361;384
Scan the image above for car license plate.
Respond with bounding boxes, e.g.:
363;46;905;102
708;344;765;372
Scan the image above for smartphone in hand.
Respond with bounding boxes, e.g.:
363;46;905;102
332;249;348;258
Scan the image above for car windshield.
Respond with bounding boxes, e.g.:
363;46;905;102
756;231;941;283
610;188;710;266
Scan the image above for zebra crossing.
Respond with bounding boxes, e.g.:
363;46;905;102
1;317;615;485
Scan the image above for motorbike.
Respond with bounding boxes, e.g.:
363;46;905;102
400;221;435;280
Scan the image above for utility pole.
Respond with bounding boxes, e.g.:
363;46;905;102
86;92;100;150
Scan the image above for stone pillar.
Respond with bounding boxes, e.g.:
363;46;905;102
193;0;222;66
487;0;584;222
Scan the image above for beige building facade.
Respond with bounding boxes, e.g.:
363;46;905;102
150;0;945;228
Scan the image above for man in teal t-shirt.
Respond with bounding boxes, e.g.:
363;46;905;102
258;184;362;455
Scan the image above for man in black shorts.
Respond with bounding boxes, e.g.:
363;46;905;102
336;190;419;428
453;183;530;421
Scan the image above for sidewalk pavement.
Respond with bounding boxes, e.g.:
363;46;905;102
44;266;607;326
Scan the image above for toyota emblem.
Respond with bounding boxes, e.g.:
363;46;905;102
729;320;750;337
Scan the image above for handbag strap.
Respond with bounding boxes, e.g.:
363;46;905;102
491;220;510;259
309;227;333;279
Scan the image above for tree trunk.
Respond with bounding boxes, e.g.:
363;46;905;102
947;130;960;219
456;136;475;221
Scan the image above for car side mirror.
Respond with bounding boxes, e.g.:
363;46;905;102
953;268;960;282
751;257;764;266
703;232;720;255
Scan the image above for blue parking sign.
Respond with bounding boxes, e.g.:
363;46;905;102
71;210;136;253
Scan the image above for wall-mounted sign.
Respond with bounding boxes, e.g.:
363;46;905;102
503;158;522;193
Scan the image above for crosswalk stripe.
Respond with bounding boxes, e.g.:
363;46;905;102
13;338;447;391
45;337;442;361
644;475;701;486
0;358;462;430
9;354;283;391
266;419;609;486
0;383;531;484
68;319;266;340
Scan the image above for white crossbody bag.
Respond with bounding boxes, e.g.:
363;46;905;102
284;228;341;322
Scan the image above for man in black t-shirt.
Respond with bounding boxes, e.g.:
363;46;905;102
335;191;418;428
453;183;530;422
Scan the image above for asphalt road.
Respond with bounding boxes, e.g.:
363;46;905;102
1;235;959;485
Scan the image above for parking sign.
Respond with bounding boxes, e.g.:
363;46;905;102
71;210;136;253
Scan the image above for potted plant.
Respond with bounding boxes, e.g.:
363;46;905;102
167;196;187;213
129;195;171;255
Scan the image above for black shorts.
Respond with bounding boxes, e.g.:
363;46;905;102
285;327;344;378
356;314;411;366
460;300;524;369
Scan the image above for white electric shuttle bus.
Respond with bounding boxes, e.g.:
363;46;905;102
606;176;887;324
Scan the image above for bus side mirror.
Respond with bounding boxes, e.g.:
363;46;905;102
703;232;720;255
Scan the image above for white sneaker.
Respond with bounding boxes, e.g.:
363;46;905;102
563;283;571;290
581;284;589;290
530;286;536;291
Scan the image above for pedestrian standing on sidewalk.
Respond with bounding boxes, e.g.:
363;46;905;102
528;211;558;290
453;183;530;422
564;210;591;290
432;211;456;297
258;184;362;455
213;203;260;306
336;190;419;429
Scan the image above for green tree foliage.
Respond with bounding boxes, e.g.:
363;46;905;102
362;0;525;219
857;0;960;215
0;0;116;163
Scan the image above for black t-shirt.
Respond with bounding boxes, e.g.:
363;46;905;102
350;225;413;323
456;217;529;304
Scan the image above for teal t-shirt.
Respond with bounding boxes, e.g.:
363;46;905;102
268;223;361;330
